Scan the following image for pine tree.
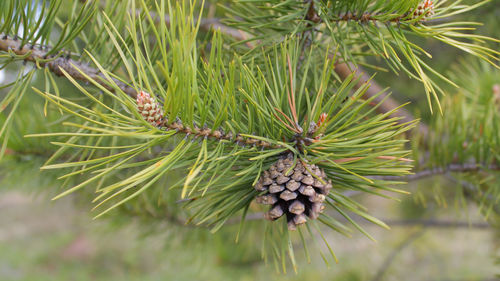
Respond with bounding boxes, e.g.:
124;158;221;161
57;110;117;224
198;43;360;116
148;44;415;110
0;0;499;273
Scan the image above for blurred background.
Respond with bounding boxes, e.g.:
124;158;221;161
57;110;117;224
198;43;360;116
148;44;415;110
0;1;499;280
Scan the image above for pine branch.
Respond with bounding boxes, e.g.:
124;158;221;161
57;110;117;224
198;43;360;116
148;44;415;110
445;174;500;215
2;4;483;143
0;14;245;99
226;0;500;115
374;163;500;181
333;60;429;135
0;13;421;135
383;219;491;229
192;17;426;134
375;163;500;215
161;14;246;41
330;13;415;24
303;2;428;134
227;213;493;229
0;34;137;98
158;117;279;149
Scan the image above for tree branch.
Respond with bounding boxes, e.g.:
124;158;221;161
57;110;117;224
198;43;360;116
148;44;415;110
375;163;499;215
0;34;138;98
225;213;493;230
1;10;419;133
333;60;428;135
138;8;426;132
302;3;428;134
162;15;246;41
374;163;500;181
384;219;490;229
445;174;500;215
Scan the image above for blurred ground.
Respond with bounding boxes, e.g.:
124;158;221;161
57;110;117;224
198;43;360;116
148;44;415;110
0;188;498;281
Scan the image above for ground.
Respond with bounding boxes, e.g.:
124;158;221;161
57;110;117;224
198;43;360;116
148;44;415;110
0;184;498;281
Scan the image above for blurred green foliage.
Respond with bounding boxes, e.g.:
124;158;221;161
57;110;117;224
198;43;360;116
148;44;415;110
0;0;499;279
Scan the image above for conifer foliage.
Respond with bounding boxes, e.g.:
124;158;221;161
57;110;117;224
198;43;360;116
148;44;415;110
0;0;499;270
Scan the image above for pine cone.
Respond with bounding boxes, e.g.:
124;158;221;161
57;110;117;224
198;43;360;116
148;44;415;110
254;154;332;230
136;91;164;126
412;0;434;21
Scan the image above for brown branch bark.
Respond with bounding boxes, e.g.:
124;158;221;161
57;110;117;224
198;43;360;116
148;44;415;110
374;163;500;181
226;212;493;229
0;15;244;98
0;34;138;98
445;174;500;215
333;61;428;135
305;3;427;134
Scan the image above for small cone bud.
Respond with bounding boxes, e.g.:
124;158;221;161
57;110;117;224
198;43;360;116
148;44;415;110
136;91;163;126
412;0;434;21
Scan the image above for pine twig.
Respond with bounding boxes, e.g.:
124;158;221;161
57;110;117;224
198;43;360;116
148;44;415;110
226;212;493;229
158;118;278;149
445;174;500;215
0;34;137;98
161;14;246;41
375;164;499;215
333;60;428;135
300;3;428;135
374;163;500;181
384;219;490;229
192;15;424;132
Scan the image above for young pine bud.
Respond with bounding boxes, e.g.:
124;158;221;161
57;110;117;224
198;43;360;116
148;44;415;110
412;0;435;21
136;91;164;126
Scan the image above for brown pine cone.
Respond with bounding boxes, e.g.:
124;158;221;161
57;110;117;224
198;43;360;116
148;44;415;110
254;153;332;230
